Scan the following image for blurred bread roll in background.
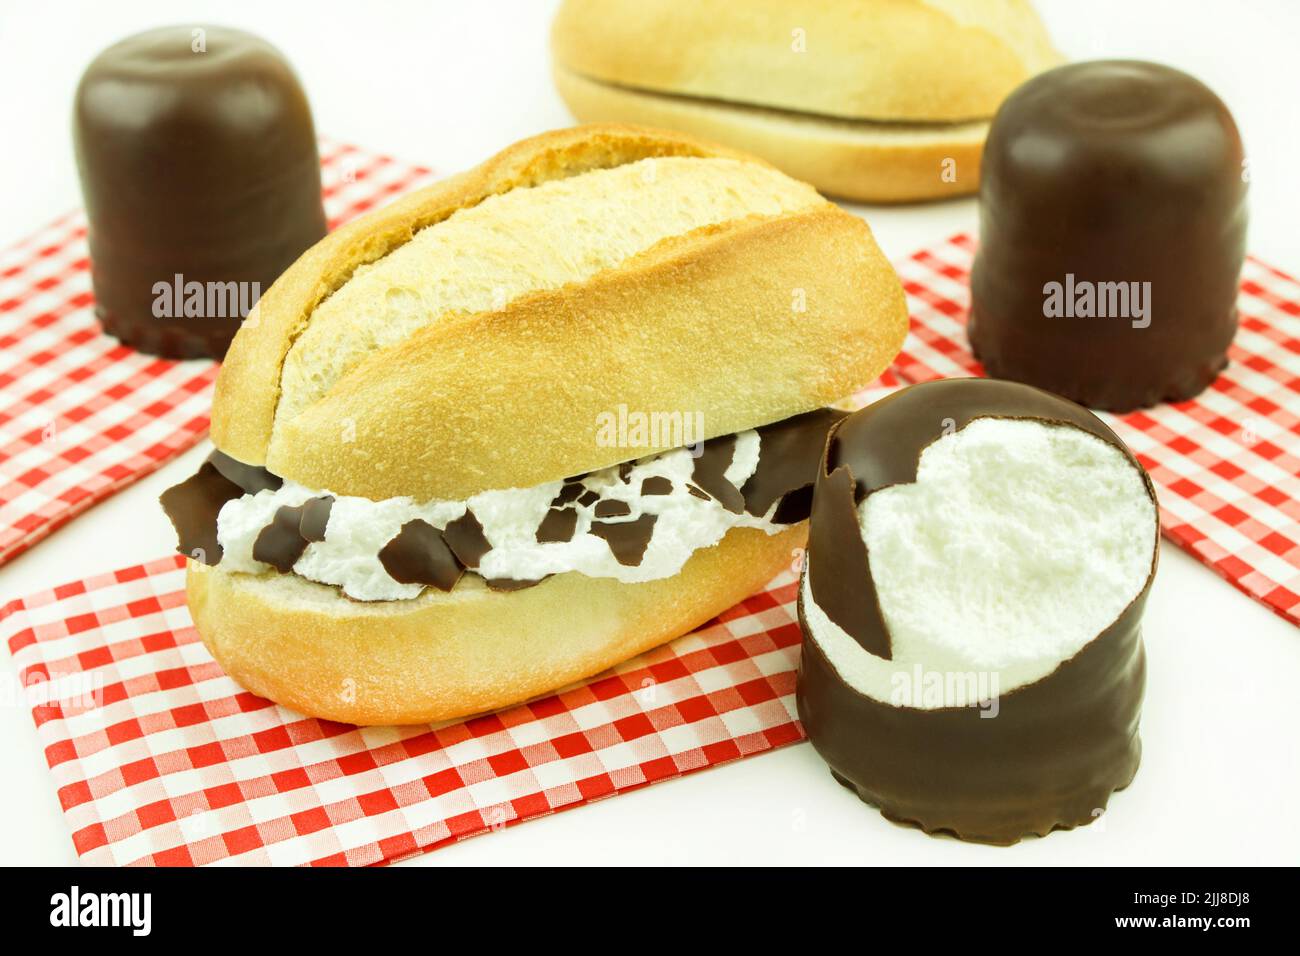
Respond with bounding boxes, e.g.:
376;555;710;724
552;0;1061;203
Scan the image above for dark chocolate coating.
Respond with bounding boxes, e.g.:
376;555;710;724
160;450;279;564
551;483;584;506
485;577;544;592
209;449;282;494
969;60;1247;411
298;495;334;542
159;460;243;564
589;514;658;567
593;499;632;518
798;379;1157;844
536;506;579;543
741;407;845;519
378;520;464;592
690;435;744;514
252;502;313;572
442;510;491;569
640;476;673;496
74;26;327;358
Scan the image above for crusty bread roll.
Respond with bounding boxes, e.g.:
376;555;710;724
551;0;1062;203
169;124;907;725
191;526;805;725
215;124;904;499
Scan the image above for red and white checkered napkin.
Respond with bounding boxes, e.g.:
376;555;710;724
2;373;902;867
0;140;437;566
1;554;811;866
894;233;1300;627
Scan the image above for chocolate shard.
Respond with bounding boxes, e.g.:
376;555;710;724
590;514;658;567
443;509;491;569
618;462;634;482
691;435;745;514
741;407;847;520
159;461;244;564
640;476;673;496
686;484;710;501
593;499;632;519
208;450;282;495
299;495;334;542
378;519;463;592
771;485;814;526
537;507;578;544
551;482;584;507
252;503;312;573
485;576;545;592
577;490;600;507
807;464;892;660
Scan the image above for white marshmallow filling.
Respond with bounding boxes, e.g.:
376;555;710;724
803;418;1158;706
216;430;788;602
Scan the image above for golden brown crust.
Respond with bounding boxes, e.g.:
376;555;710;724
188;525;804;726
197;124;905;730
211;124;759;466
266;201;905;500
554;66;988;203
551;0;1061;123
213;122;906;499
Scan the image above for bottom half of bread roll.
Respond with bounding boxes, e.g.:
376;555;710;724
554;67;988;204
165;409;844;724
188;523;802;726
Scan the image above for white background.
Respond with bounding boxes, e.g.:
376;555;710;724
0;0;1297;865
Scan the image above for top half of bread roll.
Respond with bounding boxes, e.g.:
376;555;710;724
552;0;1061;123
212;124;907;501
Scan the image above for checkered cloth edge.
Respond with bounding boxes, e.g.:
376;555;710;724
893;234;1300;626
0;139;438;566
1;554;812;866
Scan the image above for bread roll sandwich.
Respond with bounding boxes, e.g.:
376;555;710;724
551;0;1062;203
161;124;907;725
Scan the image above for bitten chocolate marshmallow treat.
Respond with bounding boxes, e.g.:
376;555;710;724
968;60;1248;411
797;379;1159;844
74;26;327;358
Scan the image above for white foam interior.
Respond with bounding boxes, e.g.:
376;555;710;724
804;418;1157;704
217;429;781;601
